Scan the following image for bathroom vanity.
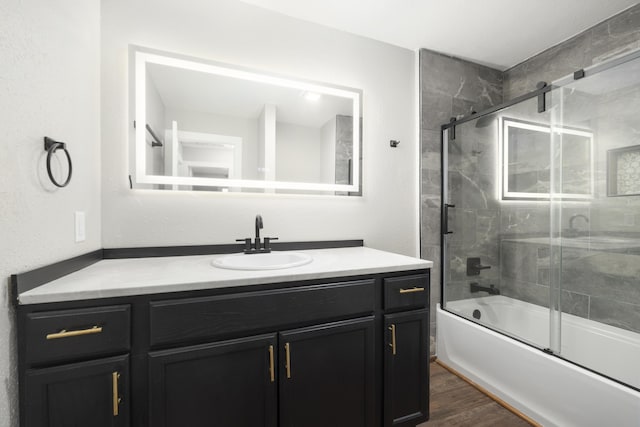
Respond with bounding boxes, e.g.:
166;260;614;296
13;245;432;427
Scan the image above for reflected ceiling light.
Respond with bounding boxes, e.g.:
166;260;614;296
303;91;321;102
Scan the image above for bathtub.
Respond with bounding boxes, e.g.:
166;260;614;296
437;296;640;427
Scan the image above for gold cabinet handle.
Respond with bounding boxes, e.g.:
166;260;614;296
268;345;275;383
46;325;102;340
285;343;292;379
112;372;121;416
399;287;425;294
388;324;397;355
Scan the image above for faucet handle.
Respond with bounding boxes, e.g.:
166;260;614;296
264;237;278;251
466;257;491;276
236;238;251;252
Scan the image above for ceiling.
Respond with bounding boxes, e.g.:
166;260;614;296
237;0;639;70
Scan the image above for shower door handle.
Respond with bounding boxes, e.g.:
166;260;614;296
443;204;455;235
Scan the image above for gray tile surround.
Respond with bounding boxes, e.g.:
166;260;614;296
498;240;640;331
334;115;353;186
421;3;640;353
499;279;590;319
590;297;640;332
504;5;640;100
420;48;503;355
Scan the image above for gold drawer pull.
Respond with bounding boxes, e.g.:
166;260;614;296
399;287;425;294
112;371;121;416
285;343;292;379
388;324;397;355
46;325;102;340
268;345;275;383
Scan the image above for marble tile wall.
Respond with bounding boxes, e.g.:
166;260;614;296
419;49;503;354
334;114;353;186
499;81;640;333
500;240;640;333
503;4;640;100
492;89;640;333
334;115;362;196
498;4;640;334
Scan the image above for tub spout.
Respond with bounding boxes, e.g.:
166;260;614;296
470;282;500;295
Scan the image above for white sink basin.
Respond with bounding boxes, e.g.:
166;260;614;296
212;251;313;270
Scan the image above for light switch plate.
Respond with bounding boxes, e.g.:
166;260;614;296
75;211;86;242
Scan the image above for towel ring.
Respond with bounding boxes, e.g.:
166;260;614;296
44;137;72;188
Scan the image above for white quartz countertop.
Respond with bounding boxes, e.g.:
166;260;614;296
19;247;433;305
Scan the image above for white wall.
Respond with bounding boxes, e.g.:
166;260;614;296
145;73;166;177
0;1;101;425
102;0;418;253
321;117;337;184
276;122;323;183
165;108;259;180
258;104;277;183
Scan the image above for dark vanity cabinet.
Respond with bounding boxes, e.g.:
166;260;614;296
148;317;375;427
25;355;129;427
148;334;278;427
17;270;429;427
383;274;430;427
20;306;131;427
146;280;376;427
279;317;375;427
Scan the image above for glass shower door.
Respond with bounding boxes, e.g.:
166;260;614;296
442;94;555;351
550;54;640;389
441;49;640;390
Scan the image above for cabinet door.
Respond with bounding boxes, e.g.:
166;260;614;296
384;309;429;427
279;317;375;427
24;354;129;427
148;334;277;427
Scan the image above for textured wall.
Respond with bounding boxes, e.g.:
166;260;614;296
101;0;419;256
419;49;503;354
0;1;101;425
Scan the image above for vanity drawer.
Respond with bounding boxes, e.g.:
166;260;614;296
384;274;429;311
24;305;131;366
150;279;375;347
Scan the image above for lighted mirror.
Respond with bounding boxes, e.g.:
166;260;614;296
131;46;362;195
501;118;593;200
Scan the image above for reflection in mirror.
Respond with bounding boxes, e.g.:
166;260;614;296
132;46;362;195
607;145;640;197
501;118;593;200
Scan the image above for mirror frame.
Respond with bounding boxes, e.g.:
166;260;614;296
131;46;362;194
500;117;594;200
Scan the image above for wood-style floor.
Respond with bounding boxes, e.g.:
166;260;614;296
418;362;534;427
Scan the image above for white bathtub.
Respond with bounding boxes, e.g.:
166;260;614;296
438;296;640;427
